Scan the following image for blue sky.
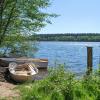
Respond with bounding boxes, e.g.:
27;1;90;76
38;0;100;34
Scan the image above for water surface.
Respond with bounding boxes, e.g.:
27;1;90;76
32;42;100;74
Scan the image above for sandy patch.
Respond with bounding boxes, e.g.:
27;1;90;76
0;82;19;99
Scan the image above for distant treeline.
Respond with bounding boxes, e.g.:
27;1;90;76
29;33;100;41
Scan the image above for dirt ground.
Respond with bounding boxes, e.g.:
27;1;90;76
0;67;20;100
0;82;20;100
0;66;48;100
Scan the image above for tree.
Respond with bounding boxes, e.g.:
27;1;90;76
0;0;57;57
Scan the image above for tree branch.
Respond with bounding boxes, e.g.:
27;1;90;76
0;0;5;35
0;0;17;45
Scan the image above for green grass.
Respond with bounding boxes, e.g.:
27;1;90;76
18;65;100;100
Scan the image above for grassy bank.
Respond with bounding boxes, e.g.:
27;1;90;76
18;65;100;100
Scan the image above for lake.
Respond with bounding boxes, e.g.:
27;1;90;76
32;42;100;74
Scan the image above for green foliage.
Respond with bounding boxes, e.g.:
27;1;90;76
0;34;38;57
18;65;100;100
30;33;100;41
0;0;57;35
0;0;57;57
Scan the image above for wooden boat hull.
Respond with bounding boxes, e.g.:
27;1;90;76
10;73;34;82
9;63;38;82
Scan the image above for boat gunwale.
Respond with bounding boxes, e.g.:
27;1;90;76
9;63;38;76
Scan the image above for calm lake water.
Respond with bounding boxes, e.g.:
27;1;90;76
33;42;100;74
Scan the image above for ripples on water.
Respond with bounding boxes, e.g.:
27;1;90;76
30;42;100;75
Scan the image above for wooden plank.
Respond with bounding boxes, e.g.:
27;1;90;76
0;58;48;69
87;47;93;74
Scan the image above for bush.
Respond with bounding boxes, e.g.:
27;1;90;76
18;65;100;100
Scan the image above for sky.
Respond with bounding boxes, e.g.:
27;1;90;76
37;0;100;34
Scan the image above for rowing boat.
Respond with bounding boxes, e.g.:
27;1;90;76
9;62;38;82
